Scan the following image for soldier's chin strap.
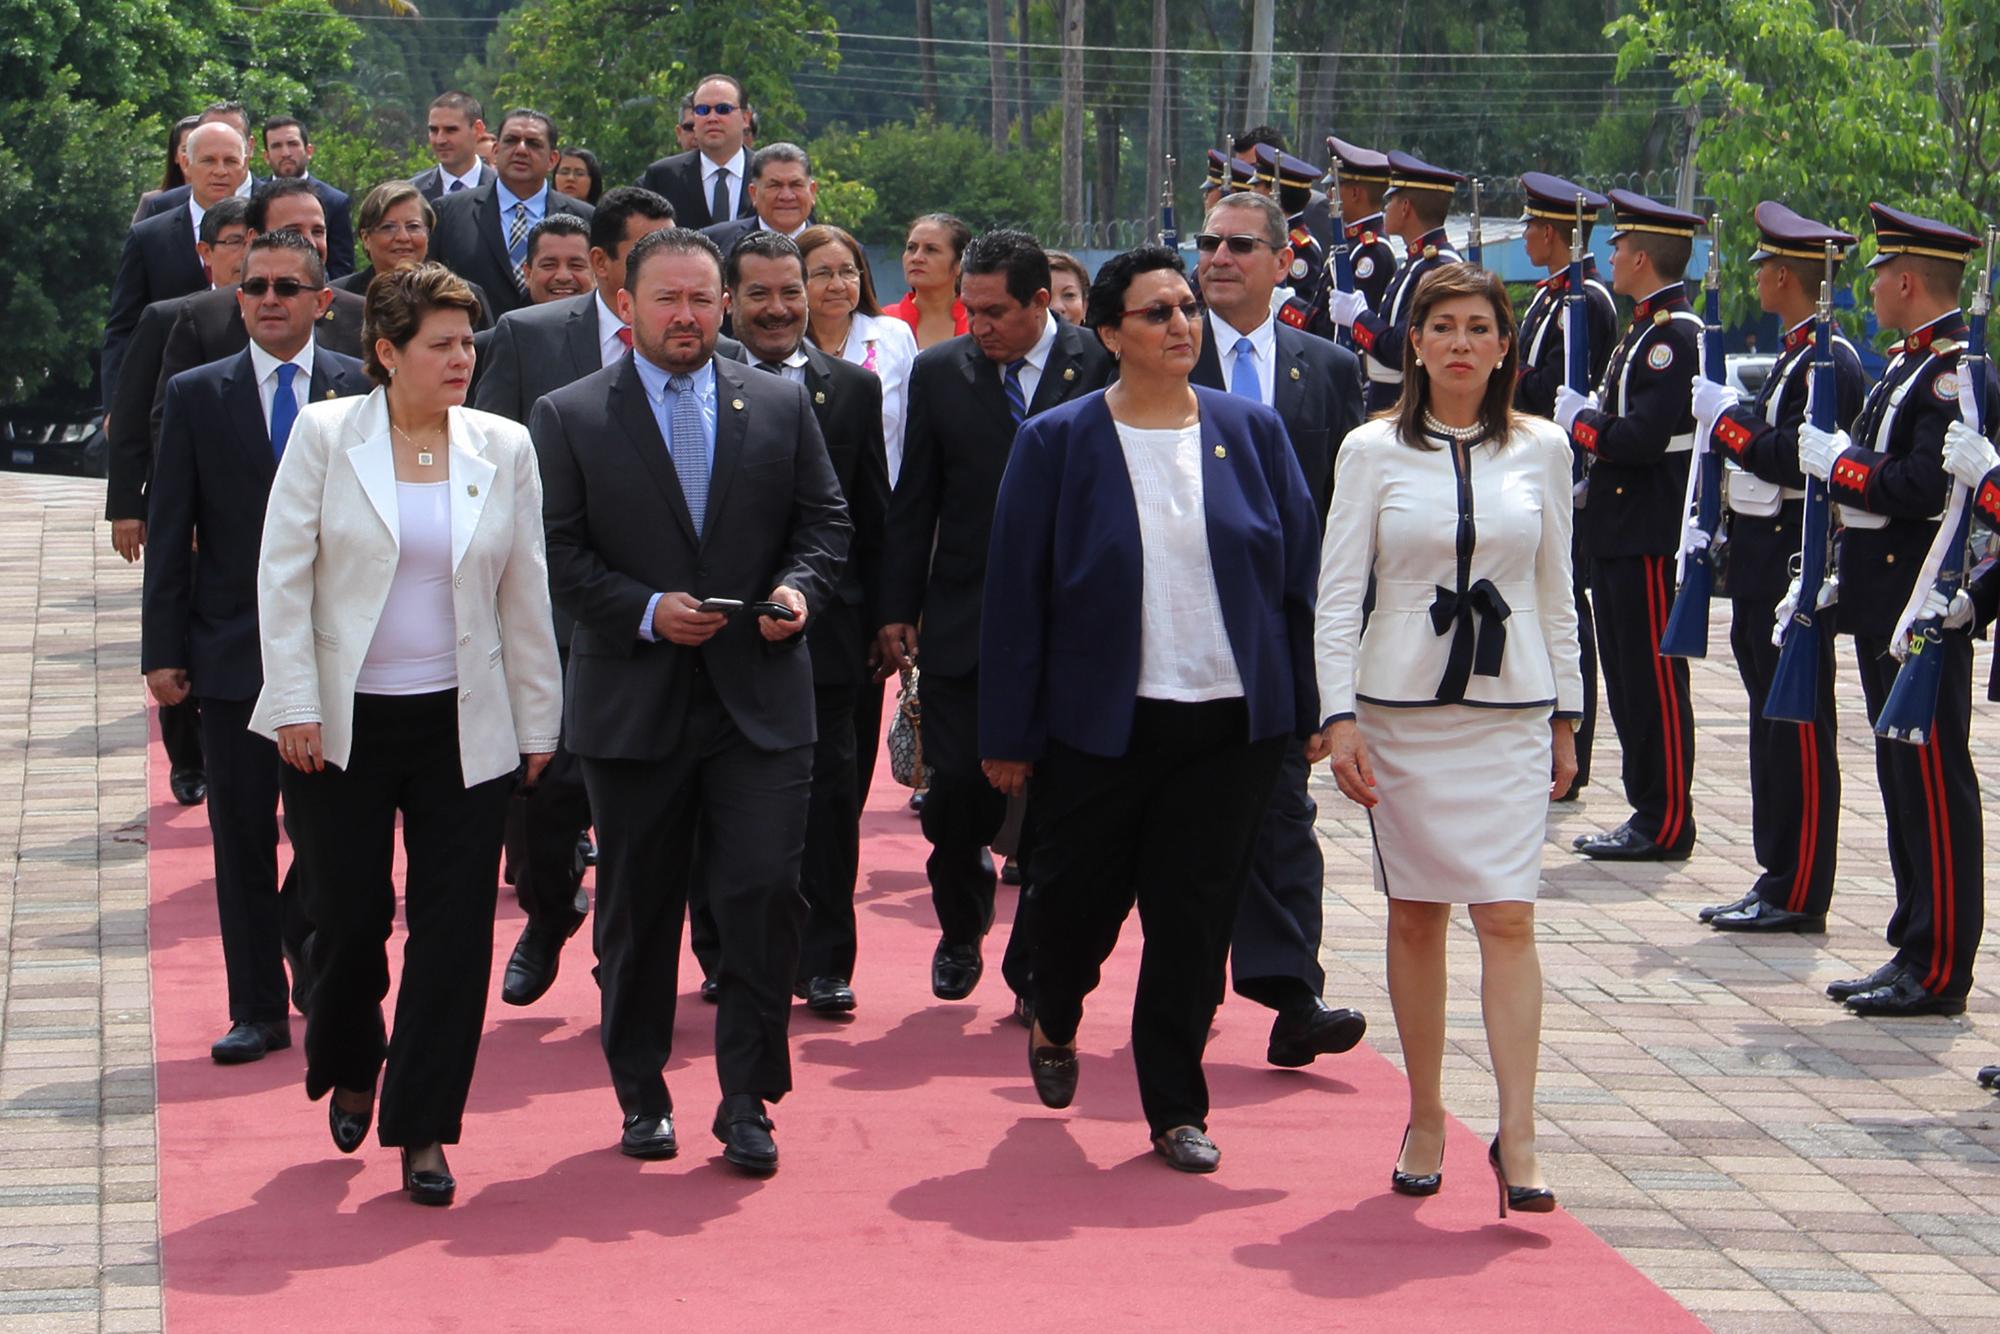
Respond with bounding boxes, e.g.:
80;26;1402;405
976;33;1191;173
1891;375;1980;648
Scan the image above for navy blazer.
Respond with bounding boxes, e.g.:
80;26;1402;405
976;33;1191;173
142;344;371;701
101;206;208;412
145;179;353;278
978;388;1321;761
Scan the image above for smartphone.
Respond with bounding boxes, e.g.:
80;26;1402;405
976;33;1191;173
749;600;798;622
695;597;744;615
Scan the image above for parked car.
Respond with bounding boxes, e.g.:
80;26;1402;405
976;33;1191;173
1;383;106;478
1725;353;1777;404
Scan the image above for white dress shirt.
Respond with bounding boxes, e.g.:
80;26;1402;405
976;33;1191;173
1208;308;1277;405
596;292;629;368
187;175;255;246
837;312;918;486
753;346;810;384
1112;420;1245;702
440;161;483;194
248;338;316;434
1010;313;1060;409
702;147;749;219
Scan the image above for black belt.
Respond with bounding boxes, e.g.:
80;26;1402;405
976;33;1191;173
1428;579;1511;703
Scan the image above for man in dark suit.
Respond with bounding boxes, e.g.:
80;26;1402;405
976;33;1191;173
102;121;249;413
142;232;370;1063
636;74;757;231
152;179;364;442
1191;191;1369;1067
412;91;495;203
531;228;849;1174
430;108;593;322
471;186;676;1009
691;231;889;1016
259;116;354;280
876;230;1114;1004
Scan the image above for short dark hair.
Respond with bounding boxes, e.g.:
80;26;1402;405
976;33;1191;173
428;91;483;124
691;73;746;104
623;226;726;296
526;212;590;262
498;107;558;151
725;229;805;288
246;176;318;233
1624;230;1692;282
589;186;675;253
1084;244;1184;333
749;142;810;182
961;229;1051;307
1235;125;1286;153
797;224;882;318
362;263;482;386
199;196;250;245
263;114;309;146
244;228;326;287
1900;254;1967;302
1401;189;1451;229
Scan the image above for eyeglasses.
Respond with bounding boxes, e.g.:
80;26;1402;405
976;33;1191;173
207;235;247;248
807;265;862;285
239;277;323;298
1194;232;1277;256
371;222;429;238
1119;299;1200;325
691;102;737;117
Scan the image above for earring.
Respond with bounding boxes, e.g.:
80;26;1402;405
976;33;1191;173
389;367;396;377
1412;355;1422;366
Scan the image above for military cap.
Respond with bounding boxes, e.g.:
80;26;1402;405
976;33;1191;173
1327;135;1390;185
1385;151;1464;196
1747;201;1856;265
1867;202;1980;269
1518;172;1608;224
1204;150;1227;190
1607;189;1705;240
1256;144;1322;193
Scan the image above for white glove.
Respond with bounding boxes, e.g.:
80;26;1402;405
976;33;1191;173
1554;385;1595;434
1325;288;1368;328
1942;419;2000;490
1818;571;1839;610
1771;573;1838;647
1796;423;1849;482
1920;587;1975;630
1690;377;1737;430
1681;517;1711;551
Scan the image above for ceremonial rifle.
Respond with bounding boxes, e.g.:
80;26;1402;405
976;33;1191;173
1564;192;1590;393
1765;240;1842;723
1659;215;1726;658
1159;154;1178;250
1222;134;1236;196
1876;225;1996;743
1467;178;1484;267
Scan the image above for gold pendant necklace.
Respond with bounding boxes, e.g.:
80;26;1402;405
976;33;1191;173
392;420;439;467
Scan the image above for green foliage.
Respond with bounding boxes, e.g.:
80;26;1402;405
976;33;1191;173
809;115;1061;245
230;0;362;120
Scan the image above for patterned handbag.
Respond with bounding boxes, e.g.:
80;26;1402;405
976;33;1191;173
887;665;930;790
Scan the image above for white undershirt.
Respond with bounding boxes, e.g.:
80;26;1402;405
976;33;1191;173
356;481;459;695
1113;420;1244;702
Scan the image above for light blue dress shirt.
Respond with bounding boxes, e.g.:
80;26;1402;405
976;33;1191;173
635;356;721;641
495;181;549;263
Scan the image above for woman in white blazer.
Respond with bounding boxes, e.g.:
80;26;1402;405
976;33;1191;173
252;264;562;1207
799;225;919;484
1312;265;1580;1218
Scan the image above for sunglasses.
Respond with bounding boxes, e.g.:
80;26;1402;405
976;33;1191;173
1120;299;1201;326
239;277;323;298
691;102;737;117
1194;232;1277;256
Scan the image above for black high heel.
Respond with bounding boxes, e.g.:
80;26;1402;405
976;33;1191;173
400;1146;455;1207
1390;1125;1442;1197
327;1089;373;1155
1488;1138;1555;1218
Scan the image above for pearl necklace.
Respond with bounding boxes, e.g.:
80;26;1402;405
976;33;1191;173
1422;410;1485;444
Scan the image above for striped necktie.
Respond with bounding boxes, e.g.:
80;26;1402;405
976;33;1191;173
1003;358;1029;425
507;202;530;293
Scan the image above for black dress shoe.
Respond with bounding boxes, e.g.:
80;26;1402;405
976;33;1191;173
908;790;925;814
1977;1064;2000;1090
700;978;720;1003
1029;1026;1078;1108
1011;992;1034;1029
500;914;584;1007
210;1020;289;1064
999;858;1022;886
578;832;598;867
931;940;984;1000
712;1095;778;1176
1709;898;1826;934
1390;1125;1443;1197
328;1091;373;1154
1844;972;1966;1017
1825;960;1903;1002
1152;1126;1220;1174
1697;891;1757;924
170;766;207;806
1572;825;1689;862
1267;999;1367;1068
400;1146;455;1206
620;1113;678;1160
804;977;856;1014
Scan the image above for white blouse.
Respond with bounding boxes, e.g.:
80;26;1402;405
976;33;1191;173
355;480;459;695
1114;420;1245;703
1315;416;1582;720
837;311;918;485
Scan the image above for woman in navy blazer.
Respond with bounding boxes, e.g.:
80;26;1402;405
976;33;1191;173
979;245;1322;1173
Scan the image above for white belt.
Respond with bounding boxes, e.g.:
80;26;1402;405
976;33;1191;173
1723;466;1805;518
1836;503;1889;531
1664;432;1694;454
1365;357;1404;385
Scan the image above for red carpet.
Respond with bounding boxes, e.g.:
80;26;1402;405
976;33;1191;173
149;703;1701;1330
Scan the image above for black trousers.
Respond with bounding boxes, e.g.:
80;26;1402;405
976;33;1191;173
502;646;591;931
1853;634;1984;998
1572;554;1598;789
197;695;310;1024
854;673;885;808
281;691;513;1146
1230;737;1326;1011
1591;553;1696;851
1730;593;1840;914
582;673;813;1117
916;671;1008;946
161;695;204;771
1030;698;1284;1138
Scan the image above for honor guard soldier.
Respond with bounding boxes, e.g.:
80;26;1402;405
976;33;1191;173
1201;149;1229;212
1260;146;1332;333
1805;205;1992;1016
1327;136;1397;316
1513;174;1616;801
1326;150;1463;413
1226;156;1258;197
1693;204;1866;933
1557;190;1704;861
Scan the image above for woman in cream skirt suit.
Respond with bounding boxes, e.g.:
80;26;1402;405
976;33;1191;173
1313;264;1580;1216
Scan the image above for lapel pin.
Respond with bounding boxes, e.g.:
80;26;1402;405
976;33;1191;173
1213;445;1227;459
467;484;479;497
814;391;826;404
732;398;745;411
324;389;338;399
1063;367;1076;381
1289;366;1301;381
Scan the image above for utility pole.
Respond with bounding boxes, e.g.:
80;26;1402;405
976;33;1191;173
1061;0;1086;227
1247;0;1274;126
988;0;1010;150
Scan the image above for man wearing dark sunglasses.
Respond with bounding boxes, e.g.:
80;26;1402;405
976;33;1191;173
638;74;757;230
1191;189;1369;1071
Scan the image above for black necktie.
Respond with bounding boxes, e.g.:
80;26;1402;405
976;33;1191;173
711;167;730;222
755;359;783;375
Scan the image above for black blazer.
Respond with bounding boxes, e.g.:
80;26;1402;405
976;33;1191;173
531;354;852;758
877;319;1116;678
636;149;755;231
470;292;607;424
101;205;208;411
151;285;365;444
1191;313;1363;523
411;161;496;203
429;182;594;322
141;344;370;700
138;179;352;278
105;295;188;521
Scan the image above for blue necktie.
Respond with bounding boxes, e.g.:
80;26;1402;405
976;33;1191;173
447;178;465;194
270;363;299;460
1003;358;1029;425
666;373;708;536
1230;337;1262;402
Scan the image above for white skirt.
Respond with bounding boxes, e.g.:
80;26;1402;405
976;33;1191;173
1355;702;1552;904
